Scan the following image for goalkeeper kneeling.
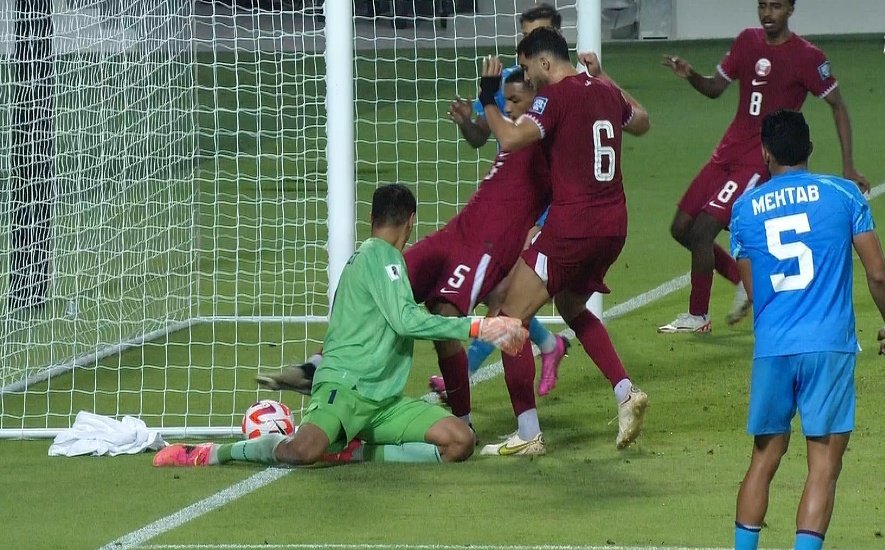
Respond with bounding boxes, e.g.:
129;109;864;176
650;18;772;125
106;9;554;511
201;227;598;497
154;184;527;467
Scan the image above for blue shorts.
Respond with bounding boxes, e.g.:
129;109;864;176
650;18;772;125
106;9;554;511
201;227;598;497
747;352;856;437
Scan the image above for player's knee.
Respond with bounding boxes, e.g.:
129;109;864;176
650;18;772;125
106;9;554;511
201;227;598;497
670;220;689;244
446;424;475;462
434;339;463;359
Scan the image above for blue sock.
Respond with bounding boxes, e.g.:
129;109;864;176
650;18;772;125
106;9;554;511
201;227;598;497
735;522;761;550
528;317;552;347
466;338;495;374
794;530;824;550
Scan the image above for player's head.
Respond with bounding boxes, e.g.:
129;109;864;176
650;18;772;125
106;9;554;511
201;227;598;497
503;69;535;119
371;184;417;245
761;109;813;171
516;27;570;89
519;3;562;36
757;0;794;39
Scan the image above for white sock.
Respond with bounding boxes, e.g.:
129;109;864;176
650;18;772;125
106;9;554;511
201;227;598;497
614;378;632;403
516;409;541;440
537;332;557;354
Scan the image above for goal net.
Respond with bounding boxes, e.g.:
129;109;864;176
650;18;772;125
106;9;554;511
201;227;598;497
1;0;594;437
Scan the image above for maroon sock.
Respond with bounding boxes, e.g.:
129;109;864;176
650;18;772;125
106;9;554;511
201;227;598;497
713;244;741;284
438;349;471;418
502;338;536;416
689;273;714;316
568;309;627;388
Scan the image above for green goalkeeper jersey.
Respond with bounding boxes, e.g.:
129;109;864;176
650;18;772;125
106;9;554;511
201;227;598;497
314;237;471;401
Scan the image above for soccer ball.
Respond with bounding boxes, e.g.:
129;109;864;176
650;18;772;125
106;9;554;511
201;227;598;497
241;399;295;439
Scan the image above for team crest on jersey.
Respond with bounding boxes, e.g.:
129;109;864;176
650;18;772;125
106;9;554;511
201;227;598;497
530;96;548;114
817;61;832;80
385;264;402;281
755;58;772;77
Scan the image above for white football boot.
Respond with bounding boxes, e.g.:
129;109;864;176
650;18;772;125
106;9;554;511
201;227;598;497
657;313;711;333
480;432;546;457
725;284;752;325
616;386;649;449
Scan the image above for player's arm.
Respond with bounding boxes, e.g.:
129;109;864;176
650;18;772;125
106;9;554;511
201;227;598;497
852;231;885;354
369;256;527;353
822;87;871;193
448;96;492;148
579;52;650;136
478;56;541;152
661;54;729;99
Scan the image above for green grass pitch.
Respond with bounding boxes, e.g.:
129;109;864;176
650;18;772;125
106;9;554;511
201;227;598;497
1;35;885;549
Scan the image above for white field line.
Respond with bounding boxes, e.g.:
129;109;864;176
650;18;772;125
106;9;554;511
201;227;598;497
140;544;790;550
99;468;292;550
106;183;884;550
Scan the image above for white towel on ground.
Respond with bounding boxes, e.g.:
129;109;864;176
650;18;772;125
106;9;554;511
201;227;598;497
48;411;166;457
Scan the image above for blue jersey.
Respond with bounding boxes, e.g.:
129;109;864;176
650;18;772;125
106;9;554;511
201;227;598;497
730;170;874;358
472;65;519;118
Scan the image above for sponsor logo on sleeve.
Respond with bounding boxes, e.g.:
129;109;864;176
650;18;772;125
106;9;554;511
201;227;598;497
817;61;832;80
385;264;401;281
530;96;548;114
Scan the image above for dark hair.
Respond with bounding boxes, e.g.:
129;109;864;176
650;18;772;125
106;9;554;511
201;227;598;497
371;184;416;227
516;27;570;62
519;3;562;30
761;109;811;166
504;68;526;84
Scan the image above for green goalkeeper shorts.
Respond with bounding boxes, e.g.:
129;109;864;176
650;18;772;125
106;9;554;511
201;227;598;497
302;382;451;447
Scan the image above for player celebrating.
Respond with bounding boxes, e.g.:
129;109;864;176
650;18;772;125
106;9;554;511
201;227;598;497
476;28;651;455
153;185;528;468
729;110;885;550
443;2;569;390
658;0;870;334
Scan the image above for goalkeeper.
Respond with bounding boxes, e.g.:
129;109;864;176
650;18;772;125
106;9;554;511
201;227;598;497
154;184;527;467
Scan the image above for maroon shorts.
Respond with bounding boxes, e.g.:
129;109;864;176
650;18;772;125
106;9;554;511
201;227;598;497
521;231;625;297
678;160;767;225
405;230;509;316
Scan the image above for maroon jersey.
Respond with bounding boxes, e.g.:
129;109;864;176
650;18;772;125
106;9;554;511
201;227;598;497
447;143;550;269
523;73;634;238
714;28;838;164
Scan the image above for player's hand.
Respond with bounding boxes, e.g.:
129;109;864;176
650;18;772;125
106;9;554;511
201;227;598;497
878;326;885;355
447;96;473;126
844;167;871;195
578;51;603;77
471;316;528;355
482;55;503;78
662;54;693;79
256;362;315;395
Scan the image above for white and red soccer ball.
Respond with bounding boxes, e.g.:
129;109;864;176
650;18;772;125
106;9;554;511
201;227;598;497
241;399;295;439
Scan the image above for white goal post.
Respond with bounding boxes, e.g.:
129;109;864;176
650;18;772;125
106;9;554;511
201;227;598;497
0;0;605;438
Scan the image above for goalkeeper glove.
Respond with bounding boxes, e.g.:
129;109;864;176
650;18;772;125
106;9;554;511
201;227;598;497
478;76;500;108
470;317;528;355
256;361;316;395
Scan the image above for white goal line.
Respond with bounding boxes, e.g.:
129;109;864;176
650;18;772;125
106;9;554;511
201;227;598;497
139;544;790;550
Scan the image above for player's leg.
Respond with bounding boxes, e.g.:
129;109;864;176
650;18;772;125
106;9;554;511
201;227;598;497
792;352;856;548
481;257;552;456
669;208;695;250
489;253;568;395
358;396;475;463
661;162;745;333
735;355;797;548
735;434;790;550
431;301;472;424
793;434;849;549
